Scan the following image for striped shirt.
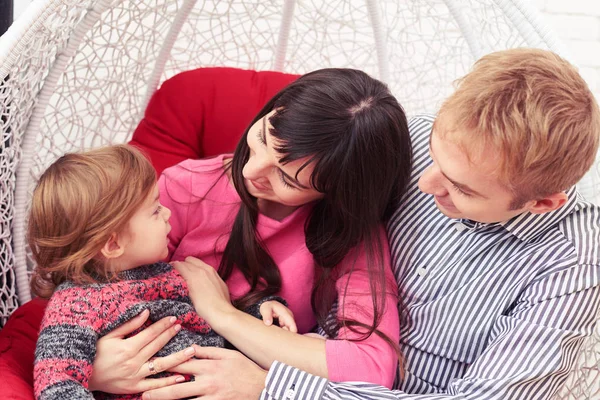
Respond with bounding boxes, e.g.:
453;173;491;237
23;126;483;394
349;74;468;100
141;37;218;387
259;115;600;400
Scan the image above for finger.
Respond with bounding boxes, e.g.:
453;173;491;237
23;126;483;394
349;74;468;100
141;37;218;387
184;256;208;268
141;346;196;377
136;374;186;393
143;380;208;400
137;321;182;364
104;309;150;338
192;344;239;360
283;317;298;333
168;359;213;375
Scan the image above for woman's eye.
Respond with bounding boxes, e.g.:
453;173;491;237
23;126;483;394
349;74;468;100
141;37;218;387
256;130;266;145
154;205;162;214
279;171;294;189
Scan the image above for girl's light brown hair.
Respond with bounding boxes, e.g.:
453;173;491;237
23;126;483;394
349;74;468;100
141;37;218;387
28;144;157;298
436;48;600;206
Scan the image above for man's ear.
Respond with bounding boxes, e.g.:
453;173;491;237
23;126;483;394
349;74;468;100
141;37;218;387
526;192;568;215
100;233;126;259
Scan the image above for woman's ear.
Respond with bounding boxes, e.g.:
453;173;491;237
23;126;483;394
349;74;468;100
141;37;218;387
526;192;568;215
100;233;126;259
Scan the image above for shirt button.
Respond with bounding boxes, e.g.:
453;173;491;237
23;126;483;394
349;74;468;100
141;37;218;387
455;223;467;232
284;388;295;399
416;267;427;277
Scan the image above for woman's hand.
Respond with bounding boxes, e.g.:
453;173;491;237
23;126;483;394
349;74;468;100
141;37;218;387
171;256;235;324
142;346;268;400
89;310;196;394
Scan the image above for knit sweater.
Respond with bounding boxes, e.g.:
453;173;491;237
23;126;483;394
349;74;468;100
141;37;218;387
33;262;274;400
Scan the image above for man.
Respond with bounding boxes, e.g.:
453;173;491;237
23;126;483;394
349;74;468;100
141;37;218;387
144;48;600;399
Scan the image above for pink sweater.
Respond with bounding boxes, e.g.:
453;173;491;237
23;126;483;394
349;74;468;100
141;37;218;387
158;155;400;388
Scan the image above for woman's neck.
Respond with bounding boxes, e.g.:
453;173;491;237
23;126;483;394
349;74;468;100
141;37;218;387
257;199;299;221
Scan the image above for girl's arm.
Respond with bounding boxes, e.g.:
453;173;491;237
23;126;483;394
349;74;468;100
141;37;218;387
34;289;100;399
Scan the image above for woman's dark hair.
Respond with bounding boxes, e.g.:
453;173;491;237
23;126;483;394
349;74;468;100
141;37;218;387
220;68;412;353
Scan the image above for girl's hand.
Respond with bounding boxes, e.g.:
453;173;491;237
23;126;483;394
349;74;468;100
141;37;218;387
260;301;298;333
142;346;267;400
89;310;196;394
171;256;234;324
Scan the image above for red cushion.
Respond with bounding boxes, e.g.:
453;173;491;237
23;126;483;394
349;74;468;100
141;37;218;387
0;298;48;399
0;67;298;399
130;67;299;175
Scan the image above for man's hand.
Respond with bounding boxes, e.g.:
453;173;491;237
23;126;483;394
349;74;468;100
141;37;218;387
142;346;268;400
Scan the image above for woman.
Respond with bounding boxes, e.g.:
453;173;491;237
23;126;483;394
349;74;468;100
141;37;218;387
89;68;412;396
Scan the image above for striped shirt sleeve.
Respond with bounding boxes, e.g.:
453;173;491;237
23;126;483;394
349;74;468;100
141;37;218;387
260;271;600;400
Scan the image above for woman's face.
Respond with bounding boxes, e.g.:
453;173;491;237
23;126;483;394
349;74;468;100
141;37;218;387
242;110;324;207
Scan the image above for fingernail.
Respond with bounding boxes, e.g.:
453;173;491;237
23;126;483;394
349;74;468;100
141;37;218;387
175;376;185;383
174;324;181;332
169;316;177;324
184;347;195;356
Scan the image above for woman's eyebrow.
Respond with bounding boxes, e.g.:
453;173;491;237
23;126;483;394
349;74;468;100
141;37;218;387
261;117;267;144
264;115;311;190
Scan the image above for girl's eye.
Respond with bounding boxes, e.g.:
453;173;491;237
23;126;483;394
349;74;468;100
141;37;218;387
256;129;266;145
451;184;470;197
154;205;162;214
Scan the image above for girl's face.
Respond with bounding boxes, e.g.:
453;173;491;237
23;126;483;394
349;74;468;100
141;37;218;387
243;110;324;208
117;184;172;270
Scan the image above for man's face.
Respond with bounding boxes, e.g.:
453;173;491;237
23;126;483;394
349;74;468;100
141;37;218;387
418;128;529;223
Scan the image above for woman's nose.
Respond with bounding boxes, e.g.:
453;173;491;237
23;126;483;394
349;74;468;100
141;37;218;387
243;154;271;179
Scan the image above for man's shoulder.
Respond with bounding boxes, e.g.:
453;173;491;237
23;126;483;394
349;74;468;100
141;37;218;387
408;114;435;143
557;196;600;266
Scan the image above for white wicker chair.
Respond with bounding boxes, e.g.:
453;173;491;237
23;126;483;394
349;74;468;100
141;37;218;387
0;1;598;398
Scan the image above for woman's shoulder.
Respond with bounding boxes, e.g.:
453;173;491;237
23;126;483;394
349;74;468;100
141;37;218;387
163;154;230;178
160;154;234;200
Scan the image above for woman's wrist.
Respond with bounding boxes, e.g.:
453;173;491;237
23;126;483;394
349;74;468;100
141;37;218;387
204;304;244;332
194;297;238;328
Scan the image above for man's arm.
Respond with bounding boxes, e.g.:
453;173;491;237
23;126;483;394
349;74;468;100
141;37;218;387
261;269;600;400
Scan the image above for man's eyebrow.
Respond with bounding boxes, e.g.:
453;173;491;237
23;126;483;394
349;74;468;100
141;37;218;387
429;134;487;198
440;171;485;197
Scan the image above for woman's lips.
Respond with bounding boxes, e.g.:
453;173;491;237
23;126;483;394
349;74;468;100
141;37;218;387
249;179;271;191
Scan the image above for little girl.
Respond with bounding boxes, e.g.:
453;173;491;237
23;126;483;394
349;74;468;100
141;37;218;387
30;145;293;400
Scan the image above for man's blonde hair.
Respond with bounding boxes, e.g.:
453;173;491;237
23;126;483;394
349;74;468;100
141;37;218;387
28;144;157;298
436;48;600;207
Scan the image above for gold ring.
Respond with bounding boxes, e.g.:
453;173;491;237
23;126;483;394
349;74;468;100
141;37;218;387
148;360;156;374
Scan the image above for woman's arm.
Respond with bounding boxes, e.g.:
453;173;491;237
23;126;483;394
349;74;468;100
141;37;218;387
173;228;400;387
173;258;329;378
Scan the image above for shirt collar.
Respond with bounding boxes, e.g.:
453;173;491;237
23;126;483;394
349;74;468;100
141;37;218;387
499;186;580;242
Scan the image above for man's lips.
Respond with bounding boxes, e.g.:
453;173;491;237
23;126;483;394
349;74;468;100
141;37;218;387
434;195;459;212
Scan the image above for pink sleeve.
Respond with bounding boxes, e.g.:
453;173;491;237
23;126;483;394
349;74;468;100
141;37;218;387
325;226;400;389
158;161;194;261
